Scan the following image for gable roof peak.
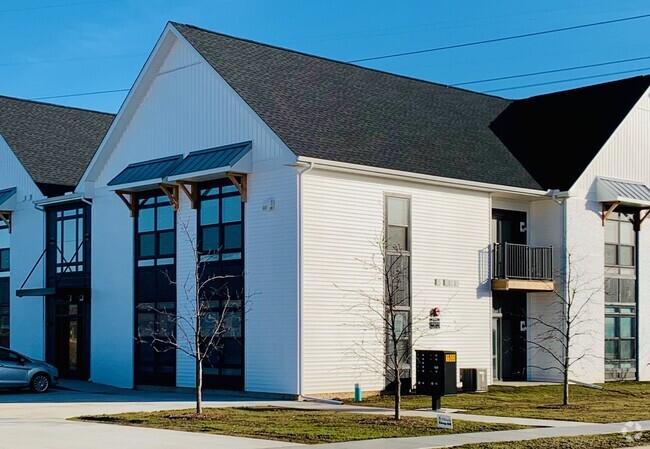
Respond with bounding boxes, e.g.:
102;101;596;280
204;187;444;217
0;95;115;194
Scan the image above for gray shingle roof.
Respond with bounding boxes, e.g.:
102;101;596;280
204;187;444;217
0;96;114;191
491;76;650;191
172;23;542;190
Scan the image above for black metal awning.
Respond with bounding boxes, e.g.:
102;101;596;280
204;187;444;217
16;286;89;298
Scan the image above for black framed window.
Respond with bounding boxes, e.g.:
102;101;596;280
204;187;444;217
0;223;8;272
197;181;245;390
134;192;176;386
198;184;243;262
54;208;85;274
136;195;175;267
0;278;8;348
604;212;637;380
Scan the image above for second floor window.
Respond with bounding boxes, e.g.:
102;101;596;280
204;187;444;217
136;194;175;267
0;224;8;272
198;183;243;263
55;208;85;273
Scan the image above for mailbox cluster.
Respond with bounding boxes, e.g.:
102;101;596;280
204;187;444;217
416;350;457;410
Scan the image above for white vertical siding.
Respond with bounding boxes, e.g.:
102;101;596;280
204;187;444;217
572;87;650;196
93;39;289;188
528;199;565;382
301;169;492;395
90;188;134;388
563;88;650;382
245;162;298;394
88;35;299;392
563;198;605;383
0;135;47;359
175;192;198;388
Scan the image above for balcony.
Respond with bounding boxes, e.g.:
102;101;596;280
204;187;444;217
491;243;554;292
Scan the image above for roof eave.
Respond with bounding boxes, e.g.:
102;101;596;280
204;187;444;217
296;156;548;197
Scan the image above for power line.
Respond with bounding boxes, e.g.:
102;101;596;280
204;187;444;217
348;12;650;63
453;55;650;87
0;0;120;13
484;66;650;93
0;52;147;68
30;88;130;100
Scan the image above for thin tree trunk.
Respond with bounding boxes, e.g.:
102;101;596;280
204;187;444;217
395;375;401;420
197;359;203;415
562;359;569;405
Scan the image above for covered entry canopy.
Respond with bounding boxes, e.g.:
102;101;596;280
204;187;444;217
597;177;650;229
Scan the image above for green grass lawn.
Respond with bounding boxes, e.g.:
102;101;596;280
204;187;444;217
456;431;650;449
344;382;650;423
73;406;526;444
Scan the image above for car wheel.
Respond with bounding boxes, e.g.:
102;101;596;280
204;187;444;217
30;373;51;393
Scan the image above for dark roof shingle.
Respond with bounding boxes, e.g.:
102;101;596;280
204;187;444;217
0;96;114;192
172;23;542;190
491;76;650;191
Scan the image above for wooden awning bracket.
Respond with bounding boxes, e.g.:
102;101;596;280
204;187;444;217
0;211;11;232
115;190;138;218
159;183;180;211
177;181;198;209
226;172;248;203
601;201;620;226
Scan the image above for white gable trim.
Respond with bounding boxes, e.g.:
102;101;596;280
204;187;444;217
76;24;179;191
77;23;297;193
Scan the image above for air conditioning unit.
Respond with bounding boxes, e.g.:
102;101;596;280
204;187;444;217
476;368;488;392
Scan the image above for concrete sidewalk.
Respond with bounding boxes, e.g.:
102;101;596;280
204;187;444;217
287;401;594;428
277;420;650;449
1;381;645;449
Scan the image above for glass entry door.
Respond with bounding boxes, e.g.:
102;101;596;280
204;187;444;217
48;298;90;379
492;316;502;380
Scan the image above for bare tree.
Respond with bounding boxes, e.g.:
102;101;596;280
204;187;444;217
528;252;602;406
343;235;431;420
136;219;247;414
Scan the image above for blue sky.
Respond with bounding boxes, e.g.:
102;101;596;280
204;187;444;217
1;0;649;113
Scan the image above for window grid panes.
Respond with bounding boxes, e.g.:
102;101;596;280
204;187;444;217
0;278;8;348
198;183;243;263
604;212;637;381
54;208;85;274
197;181;245;390
0;224;8;272
136;195;176;267
134;192;177;386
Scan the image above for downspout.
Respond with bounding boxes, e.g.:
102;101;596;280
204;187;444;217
296;161;314;399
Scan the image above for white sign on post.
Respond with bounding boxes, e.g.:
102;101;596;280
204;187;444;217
437;414;453;430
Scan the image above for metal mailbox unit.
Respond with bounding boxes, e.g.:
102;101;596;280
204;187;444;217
415;350;457;410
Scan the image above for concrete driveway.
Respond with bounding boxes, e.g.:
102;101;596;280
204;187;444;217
0;381;302;449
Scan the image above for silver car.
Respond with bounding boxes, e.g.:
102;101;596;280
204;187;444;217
0;347;59;393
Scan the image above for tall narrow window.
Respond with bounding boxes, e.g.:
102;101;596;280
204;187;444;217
0;222;8;348
604;212;637;380
385;196;411;387
134;193;176;386
0;223;8;272
197;181;245;390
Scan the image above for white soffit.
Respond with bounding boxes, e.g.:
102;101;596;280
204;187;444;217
596;177;650;208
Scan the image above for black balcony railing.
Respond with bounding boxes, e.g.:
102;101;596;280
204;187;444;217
493;243;553;280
